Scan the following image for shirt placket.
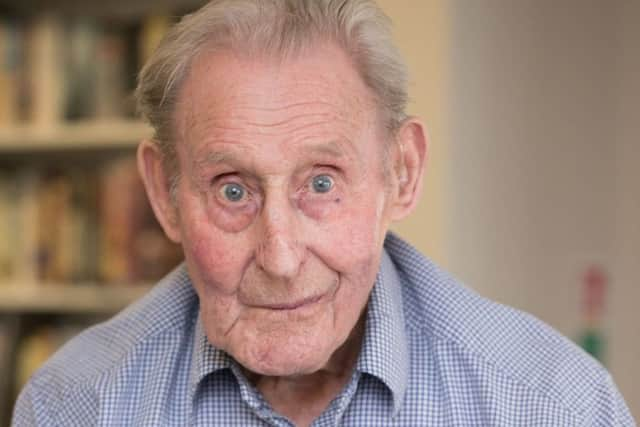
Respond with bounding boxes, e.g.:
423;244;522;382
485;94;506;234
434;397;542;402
311;370;362;427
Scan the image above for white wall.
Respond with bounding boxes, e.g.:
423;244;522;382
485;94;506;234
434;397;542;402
448;0;638;419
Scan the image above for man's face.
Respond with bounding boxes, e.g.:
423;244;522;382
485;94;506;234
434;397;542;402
172;44;396;376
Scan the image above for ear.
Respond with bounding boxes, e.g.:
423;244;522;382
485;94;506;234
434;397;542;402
389;118;428;221
137;139;182;243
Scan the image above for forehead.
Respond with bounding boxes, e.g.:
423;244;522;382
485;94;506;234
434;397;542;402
174;43;383;164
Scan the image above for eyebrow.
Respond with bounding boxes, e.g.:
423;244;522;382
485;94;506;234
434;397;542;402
196;151;239;169
305;141;352;160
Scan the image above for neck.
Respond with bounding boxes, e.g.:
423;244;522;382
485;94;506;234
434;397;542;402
245;316;365;427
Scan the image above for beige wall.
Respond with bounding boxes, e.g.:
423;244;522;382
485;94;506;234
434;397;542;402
380;0;638;419
448;0;638;418
380;0;450;267
612;0;640;417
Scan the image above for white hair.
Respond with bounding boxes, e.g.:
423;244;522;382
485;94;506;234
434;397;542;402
135;0;409;186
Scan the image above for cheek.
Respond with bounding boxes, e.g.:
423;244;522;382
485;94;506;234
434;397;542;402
311;191;389;276
178;193;252;295
207;202;257;233
297;193;343;220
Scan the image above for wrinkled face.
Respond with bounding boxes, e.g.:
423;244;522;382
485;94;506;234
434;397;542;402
173;44;396;376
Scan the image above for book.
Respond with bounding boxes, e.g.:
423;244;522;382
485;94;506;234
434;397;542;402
98;157;182;285
138;14;172;66
64;18;99;121
0;19;21;125
36;170;73;282
94;28;127;120
98;157;140;284
0;11;190;128
0;172;12;282
0;316;21;424
68;169;100;283
12;168;40;285
0;163;179;287
35;168;100;284
25;13;67;128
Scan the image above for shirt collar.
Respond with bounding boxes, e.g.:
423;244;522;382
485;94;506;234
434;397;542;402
187;241;410;414
355;245;410;416
188;309;232;401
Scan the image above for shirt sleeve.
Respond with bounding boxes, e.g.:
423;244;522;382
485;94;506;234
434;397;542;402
579;373;637;427
12;379;57;427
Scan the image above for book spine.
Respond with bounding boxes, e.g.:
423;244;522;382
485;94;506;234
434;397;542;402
0;19;21;125
26;14;66;128
65;19;99;121
138;14;171;66
0;173;11;282
94;29;127;120
13;169;40;284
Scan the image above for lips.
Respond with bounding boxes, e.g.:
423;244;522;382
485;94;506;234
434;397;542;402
243;275;340;312
255;293;326;311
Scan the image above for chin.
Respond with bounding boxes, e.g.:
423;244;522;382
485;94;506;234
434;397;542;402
228;327;338;377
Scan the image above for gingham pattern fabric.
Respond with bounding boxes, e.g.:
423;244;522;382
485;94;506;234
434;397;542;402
13;233;636;426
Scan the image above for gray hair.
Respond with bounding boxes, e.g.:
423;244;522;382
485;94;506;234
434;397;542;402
135;0;409;189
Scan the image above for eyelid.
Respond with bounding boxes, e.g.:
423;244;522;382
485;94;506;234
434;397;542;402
311;173;334;182
211;171;240;183
315;163;340;172
314;164;341;178
212;173;255;191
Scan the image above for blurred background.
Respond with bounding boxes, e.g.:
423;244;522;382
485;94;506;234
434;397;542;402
388;0;639;421
0;0;637;424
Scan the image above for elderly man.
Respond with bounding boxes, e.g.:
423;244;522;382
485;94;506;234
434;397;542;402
13;0;635;426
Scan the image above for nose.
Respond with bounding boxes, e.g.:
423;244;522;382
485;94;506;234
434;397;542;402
255;193;304;280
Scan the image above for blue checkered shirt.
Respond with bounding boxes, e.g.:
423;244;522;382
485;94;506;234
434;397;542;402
13;233;635;426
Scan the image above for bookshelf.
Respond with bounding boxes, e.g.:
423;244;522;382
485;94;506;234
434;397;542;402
0;1;203;424
0;120;151;152
0;284;152;314
0;117;174;423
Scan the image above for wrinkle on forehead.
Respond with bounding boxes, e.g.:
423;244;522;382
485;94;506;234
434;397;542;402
197;140;347;164
189;138;363;192
182;93;368;146
193;139;356;172
174;44;380;152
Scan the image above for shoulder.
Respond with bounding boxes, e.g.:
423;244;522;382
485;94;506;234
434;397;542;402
384;233;635;425
12;264;198;425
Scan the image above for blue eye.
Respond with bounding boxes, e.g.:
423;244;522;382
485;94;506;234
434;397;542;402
311;175;334;193
221;183;246;202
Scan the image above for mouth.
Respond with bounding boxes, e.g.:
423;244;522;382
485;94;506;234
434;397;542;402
249;278;340;312
255;293;326;311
